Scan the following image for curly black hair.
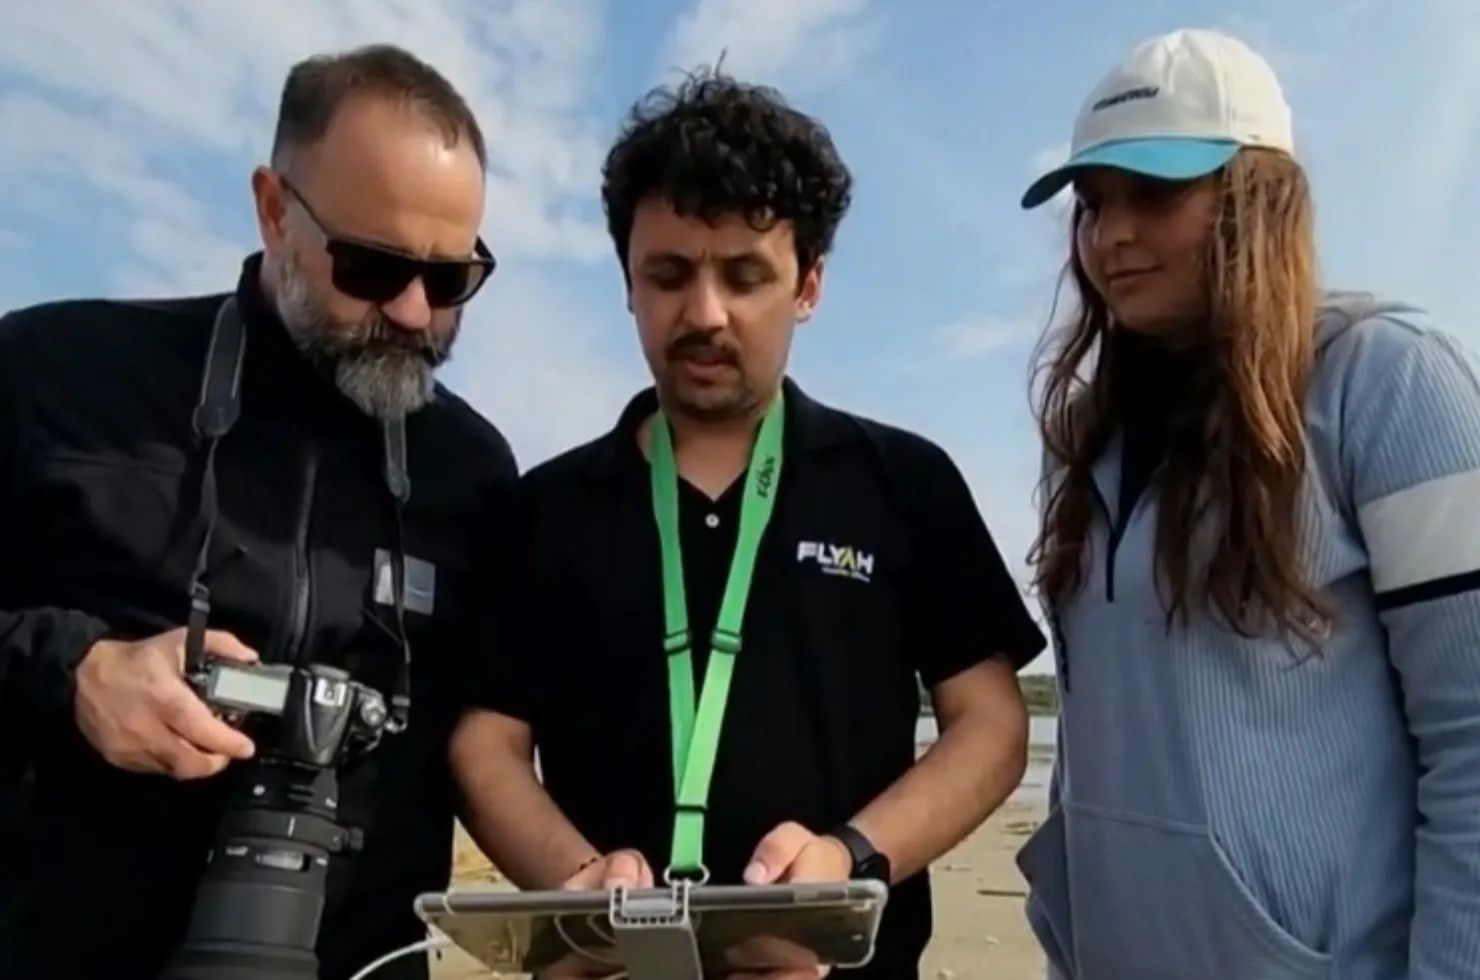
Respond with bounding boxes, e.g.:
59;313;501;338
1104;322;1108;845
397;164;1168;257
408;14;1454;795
600;67;854;281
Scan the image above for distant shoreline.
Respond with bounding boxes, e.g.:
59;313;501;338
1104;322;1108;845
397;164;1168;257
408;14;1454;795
918;707;1057;719
919;673;1058;717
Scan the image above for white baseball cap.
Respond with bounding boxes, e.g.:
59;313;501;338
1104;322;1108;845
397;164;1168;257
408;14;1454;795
1020;29;1294;210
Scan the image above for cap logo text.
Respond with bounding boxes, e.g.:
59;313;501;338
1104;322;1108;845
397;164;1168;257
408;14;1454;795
1092;85;1160;112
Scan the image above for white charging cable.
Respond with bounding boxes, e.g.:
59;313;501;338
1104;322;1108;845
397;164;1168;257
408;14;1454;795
347;935;452;980
347;923;633;979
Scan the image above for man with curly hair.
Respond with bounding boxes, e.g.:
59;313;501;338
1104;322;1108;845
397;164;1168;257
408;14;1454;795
453;70;1044;979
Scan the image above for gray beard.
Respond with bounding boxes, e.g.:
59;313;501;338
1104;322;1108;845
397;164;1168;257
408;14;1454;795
270;254;454;421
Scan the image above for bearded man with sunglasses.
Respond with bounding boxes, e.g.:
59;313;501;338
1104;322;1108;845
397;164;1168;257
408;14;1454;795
0;44;512;980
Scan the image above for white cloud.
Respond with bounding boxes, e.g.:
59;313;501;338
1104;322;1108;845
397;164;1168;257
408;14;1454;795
0;0;893;464
658;0;876;87
977;142;1075;296
1030;143;1070;175
0;0;630;464
1026;141;1075;218
0;0;618;265
451;269;640;464
937;315;1042;360
1212;14;1314;89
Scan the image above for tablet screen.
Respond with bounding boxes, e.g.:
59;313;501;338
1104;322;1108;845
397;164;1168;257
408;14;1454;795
418;883;887;975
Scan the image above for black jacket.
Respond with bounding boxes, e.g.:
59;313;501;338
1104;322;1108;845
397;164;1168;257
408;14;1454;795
0;255;517;979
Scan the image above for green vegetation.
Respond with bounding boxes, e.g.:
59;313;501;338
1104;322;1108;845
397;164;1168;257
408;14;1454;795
918;673;1059;717
1018;674;1059;715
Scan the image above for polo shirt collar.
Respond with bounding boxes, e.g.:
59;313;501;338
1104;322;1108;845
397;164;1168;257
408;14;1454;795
589;376;857;482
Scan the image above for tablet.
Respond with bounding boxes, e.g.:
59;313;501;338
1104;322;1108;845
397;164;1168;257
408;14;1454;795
415;880;888;976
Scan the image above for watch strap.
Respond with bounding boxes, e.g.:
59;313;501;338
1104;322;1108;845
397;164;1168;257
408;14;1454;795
828;823;889;881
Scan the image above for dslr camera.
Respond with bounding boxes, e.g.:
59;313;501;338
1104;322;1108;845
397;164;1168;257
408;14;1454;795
157;658;392;980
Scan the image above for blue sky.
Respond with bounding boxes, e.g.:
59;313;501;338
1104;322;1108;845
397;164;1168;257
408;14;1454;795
1;0;1477;672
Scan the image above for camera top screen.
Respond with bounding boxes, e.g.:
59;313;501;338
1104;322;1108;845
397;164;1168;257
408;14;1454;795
209;664;291;714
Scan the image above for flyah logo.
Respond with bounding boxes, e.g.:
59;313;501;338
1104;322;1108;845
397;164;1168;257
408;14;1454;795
796;541;875;583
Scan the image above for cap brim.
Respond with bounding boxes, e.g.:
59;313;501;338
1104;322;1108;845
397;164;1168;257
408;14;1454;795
1019;137;1241;210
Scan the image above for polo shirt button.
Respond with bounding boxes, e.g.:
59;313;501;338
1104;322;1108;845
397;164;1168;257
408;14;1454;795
704;513;720;528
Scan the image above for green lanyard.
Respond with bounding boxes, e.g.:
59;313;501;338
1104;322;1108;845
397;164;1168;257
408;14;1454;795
650;394;784;882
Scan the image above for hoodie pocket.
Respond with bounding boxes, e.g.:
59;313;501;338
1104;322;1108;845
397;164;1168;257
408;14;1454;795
1016;806;1075;978
1064;802;1331;980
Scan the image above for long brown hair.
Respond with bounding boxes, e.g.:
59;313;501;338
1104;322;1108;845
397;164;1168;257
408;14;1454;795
1029;148;1328;639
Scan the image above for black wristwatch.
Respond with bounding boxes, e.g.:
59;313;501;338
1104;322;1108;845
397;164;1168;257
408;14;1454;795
828;823;891;883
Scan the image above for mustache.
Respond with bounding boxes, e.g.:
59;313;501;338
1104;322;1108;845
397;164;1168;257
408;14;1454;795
665;330;738;364
340;314;452;366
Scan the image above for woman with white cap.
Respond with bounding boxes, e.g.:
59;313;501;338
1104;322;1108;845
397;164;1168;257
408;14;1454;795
1016;27;1480;980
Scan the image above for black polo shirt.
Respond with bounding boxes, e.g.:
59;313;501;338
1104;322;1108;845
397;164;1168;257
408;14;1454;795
478;379;1044;978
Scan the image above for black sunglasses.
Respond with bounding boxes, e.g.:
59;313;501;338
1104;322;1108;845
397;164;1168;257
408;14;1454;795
279;176;496;309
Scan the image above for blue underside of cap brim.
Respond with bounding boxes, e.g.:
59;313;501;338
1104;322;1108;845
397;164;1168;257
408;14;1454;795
1020;137;1241;210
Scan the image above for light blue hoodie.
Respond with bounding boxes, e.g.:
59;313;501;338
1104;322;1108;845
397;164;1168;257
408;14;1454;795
1018;294;1480;980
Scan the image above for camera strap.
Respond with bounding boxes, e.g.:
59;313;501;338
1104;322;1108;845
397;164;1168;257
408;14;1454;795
185;296;413;732
382;420;412;732
183;298;248;675
650;392;784;883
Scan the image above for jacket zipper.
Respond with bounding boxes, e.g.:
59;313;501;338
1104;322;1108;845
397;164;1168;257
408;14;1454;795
1089;481;1124;602
1061;467;1157;689
1056;481;1121;694
285;448;320;664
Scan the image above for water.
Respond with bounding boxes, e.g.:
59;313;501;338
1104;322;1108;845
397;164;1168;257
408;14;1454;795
914;714;1057;747
916;714;1057;804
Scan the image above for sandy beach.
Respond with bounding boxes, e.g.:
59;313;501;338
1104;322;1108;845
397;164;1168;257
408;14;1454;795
430;797;1048;979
